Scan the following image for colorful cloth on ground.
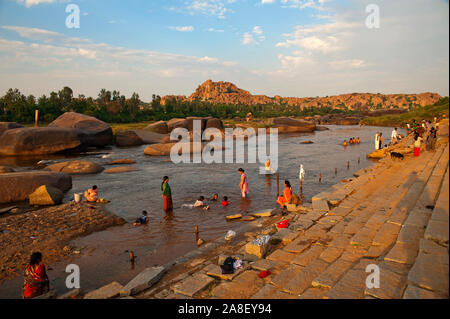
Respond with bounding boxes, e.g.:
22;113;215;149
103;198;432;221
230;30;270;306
23;264;49;299
85;188;98;202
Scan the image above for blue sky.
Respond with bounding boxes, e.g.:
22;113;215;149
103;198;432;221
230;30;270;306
0;0;448;101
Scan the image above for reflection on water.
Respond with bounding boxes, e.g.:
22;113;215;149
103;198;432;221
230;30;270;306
0;125;402;298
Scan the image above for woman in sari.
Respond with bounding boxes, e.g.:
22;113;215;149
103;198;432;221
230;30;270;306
277;180;293;208
23;252;49;299
161;176;173;212
238;168;249;198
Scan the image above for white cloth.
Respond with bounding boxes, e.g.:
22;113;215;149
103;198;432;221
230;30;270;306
391;130;398;139
299;165;305;181
414;137;423;148
375;134;379;150
193;200;204;207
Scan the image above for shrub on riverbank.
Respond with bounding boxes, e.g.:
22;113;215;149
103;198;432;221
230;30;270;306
361;98;449;127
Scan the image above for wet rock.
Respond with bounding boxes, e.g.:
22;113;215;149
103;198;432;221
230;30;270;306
104;166;137;174
45;160;104;174
0;127;84;156
144;142;204;156
144;121;169;134
106;159;136;165
49;112;113;147
29;185;64;205
134;130;171;144
0;166;15;173
0;171;72;204
115;130;143;147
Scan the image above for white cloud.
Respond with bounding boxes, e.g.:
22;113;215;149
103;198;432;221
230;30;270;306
169;26;194;32
242;26;265;45
186;0;232;19
0;26;240;99
207;28;225;32
16;0;57;7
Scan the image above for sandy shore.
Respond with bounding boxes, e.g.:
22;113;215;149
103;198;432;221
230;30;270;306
0;202;125;281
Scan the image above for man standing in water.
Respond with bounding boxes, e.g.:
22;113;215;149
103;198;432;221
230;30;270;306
238;168;249;198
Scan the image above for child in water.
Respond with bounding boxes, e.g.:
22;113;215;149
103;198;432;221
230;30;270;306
221;196;230;207
133;211;149;226
194;196;210;210
209;194;219;201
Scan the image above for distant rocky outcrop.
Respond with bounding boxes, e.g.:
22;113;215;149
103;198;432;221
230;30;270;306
49;112;113;147
161;80;441;111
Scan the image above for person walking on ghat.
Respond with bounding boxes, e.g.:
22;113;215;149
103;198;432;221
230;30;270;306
238;168;249;198
161;176;173;212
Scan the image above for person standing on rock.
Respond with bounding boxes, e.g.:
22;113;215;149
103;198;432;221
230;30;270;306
238;168;249;198
413;133;423;157
23;252;50;299
161;176;173;212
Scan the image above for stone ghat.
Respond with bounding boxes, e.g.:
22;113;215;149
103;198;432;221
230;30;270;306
0;202;125;281
46;121;449;300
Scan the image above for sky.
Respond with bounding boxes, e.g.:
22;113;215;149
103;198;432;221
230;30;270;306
0;0;448;101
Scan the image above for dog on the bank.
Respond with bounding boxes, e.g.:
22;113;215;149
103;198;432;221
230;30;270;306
390;152;404;160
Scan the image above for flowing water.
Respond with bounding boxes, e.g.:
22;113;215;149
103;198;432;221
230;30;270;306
0;125;402;298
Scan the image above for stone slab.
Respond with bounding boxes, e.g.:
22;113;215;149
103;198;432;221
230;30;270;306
292;244;326;267
312;200;329;212
171;273;214;297
120;266;166;296
270;264;304;288
312;258;353;289
85;282;123;299
203;263;247;281
424;220;449;245
266;249;298;264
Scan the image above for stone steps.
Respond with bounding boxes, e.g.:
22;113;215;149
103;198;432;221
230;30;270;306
247;144;449;299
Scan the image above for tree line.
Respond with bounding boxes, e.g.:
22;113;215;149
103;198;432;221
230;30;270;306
0;86;357;124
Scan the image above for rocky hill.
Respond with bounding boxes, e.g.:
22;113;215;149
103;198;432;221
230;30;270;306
161;80;442;111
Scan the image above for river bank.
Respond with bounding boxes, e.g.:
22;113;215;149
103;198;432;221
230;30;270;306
74;120;448;300
0;202;125;281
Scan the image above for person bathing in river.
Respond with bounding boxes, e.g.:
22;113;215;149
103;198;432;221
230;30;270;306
23;252;50;299
84;185;98;202
378;133;384;149
133;211;149;226
238;168;249;198
209;194;219;201
343;140;348;147
265;159;273;174
277;180;293;208
161;176;173;212
194;196;210;210
356;137;360;144
222;196;230;206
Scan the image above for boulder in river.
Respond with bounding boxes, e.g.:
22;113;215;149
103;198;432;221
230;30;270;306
29;185;64;206
144;121;168;134
134;130;171;144
269;117;316;133
106;159;136;165
205;118;224;130
0;171;72;204
0;122;24;136
104;166;137;174
45;160;104;174
49;112;113;147
115;130;143;147
144;142;205;156
0;127;84;156
167;118;188;132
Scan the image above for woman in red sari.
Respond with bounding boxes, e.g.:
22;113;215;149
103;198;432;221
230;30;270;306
23;252;50;299
277;180;293;208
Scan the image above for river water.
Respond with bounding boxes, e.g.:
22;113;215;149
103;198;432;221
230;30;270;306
0;125;402;298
